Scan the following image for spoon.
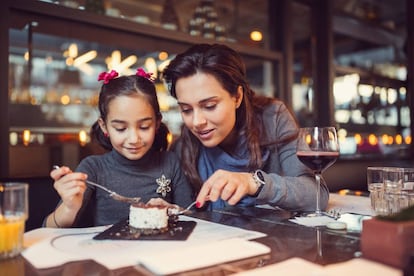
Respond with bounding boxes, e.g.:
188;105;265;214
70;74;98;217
52;165;141;204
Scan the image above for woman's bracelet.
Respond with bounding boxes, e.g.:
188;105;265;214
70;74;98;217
53;210;61;228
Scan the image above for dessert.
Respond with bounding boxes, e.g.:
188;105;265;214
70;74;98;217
129;203;169;230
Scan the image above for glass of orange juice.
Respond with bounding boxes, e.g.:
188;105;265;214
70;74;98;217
0;182;28;260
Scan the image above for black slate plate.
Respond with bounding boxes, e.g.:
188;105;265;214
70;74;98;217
93;218;196;241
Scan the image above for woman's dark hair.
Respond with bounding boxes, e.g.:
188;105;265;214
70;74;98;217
162;43;279;191
91;75;169;152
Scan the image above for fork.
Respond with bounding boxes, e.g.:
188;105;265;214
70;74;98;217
52;165;141;204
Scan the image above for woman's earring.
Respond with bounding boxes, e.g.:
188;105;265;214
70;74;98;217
104;132;109;138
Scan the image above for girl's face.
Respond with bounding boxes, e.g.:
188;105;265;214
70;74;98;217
175;72;242;148
99;94;158;160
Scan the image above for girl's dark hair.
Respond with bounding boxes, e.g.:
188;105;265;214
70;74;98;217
91;75;169;152
162;43;281;192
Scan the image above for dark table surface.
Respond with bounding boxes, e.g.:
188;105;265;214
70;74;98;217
1;206;363;276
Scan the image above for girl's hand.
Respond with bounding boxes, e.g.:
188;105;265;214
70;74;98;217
50;166;87;212
196;169;258;208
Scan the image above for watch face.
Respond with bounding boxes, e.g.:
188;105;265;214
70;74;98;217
257;171;265;182
252;170;265;197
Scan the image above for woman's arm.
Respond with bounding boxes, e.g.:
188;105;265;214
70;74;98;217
255;102;329;211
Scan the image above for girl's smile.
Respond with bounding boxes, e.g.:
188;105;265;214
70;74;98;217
100;94;157;160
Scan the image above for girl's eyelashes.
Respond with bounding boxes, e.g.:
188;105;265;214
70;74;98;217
112;124;152;132
110;123;127;132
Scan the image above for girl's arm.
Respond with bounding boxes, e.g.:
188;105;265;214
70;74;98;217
44;166;87;227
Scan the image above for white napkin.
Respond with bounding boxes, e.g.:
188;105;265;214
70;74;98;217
289;216;337;227
235;257;322;276
138;238;271;275
288;193;375;227
327;193;374;216
234;257;402;276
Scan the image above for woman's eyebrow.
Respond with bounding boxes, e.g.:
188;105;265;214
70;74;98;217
177;96;218;106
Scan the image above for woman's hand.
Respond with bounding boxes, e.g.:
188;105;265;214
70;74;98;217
51;166;87;212
196;169;258;208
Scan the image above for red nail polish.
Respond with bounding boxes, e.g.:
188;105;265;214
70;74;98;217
195;201;201;208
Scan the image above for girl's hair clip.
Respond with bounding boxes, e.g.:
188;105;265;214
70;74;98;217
136;68;154;82
98;70;119;84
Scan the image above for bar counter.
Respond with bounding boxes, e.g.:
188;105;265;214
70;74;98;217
0;195;401;275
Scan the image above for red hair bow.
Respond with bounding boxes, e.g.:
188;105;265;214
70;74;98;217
136;68;154;82
98;70;119;84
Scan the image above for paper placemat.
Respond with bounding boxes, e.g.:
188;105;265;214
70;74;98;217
22;216;267;270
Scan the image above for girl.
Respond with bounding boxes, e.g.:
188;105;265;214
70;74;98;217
45;68;193;227
162;44;327;212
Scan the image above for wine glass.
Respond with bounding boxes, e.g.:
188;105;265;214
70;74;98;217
296;127;339;216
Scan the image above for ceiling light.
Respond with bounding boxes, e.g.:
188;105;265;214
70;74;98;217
23;129;31;146
65;57;74;66
158;51;169;61
145;57;157;78
10;132;18;146
106;50;137;74
73;50;97;67
114;55;137;74
107;50;121;70
250;30;263;42
68;43;78;58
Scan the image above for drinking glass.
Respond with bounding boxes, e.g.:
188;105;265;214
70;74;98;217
383;167;404;214
367;167;387;215
0;182;29;260
296;127;339;216
384;167;414;214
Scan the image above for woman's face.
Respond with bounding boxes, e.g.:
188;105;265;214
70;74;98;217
99;94;157;160
175;72;242;148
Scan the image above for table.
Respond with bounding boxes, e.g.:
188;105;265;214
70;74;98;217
0;195;374;275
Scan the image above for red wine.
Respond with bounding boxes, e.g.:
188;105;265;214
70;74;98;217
297;151;339;173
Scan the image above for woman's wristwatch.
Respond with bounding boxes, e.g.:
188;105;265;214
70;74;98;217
251;170;266;197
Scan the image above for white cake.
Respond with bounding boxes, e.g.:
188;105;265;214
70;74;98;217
129;204;169;230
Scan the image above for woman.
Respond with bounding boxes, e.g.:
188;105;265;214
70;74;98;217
162;43;328;212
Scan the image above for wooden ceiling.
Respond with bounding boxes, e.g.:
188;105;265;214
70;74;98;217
108;0;407;63
11;0;408;76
